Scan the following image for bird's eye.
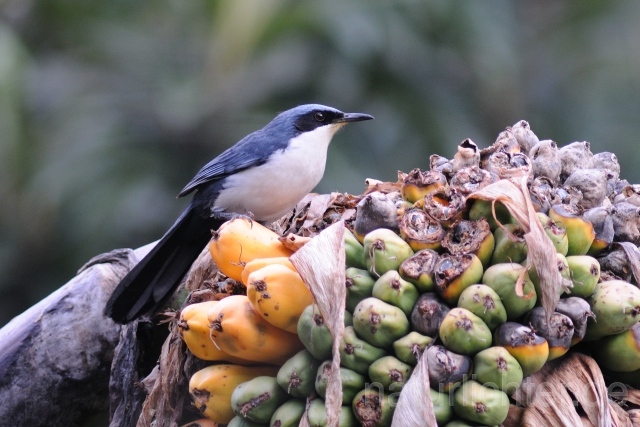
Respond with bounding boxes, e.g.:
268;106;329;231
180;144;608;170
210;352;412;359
314;112;325;122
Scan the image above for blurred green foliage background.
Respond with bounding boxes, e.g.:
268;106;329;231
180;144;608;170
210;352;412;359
2;0;640;327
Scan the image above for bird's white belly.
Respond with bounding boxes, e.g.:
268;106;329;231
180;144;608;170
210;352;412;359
213;127;335;222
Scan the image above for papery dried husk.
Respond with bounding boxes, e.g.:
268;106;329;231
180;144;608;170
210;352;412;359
299;398;312;427
629;409;640;427
592;151;621;183
565;168;609;210
354;191;400;237
559;141;594;182
430;154;453;175
272;192;359;237
494;129;521;154
390;349;436;427
616;185;640;207
528;177;554;214
616;242;640;284
364;177;403;195
508;353;616;427
611;405;634;427
138;247;215;426
290;221;347;427
450;165;498;196
612;202;640;245
451;139;480;173
509;120;540;154
468;177;564;323
530;139;561;184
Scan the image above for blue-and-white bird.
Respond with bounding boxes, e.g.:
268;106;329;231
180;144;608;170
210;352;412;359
105;104;373;323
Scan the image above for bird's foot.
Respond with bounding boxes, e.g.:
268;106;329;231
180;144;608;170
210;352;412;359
212;211;256;224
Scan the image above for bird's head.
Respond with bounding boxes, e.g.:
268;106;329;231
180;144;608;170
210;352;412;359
268;104;374;141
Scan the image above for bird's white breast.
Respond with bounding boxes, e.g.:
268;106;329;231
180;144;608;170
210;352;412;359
214;124;343;222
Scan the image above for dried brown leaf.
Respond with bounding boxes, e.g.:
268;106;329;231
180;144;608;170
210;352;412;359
183;247;218;293
628;409;640;427
624;389;640;407
510;353;614;427
301;193;334;231
299;397;312;427
137;323;193;427
391;349;436;427
617;242;640;285
290;221;347;427
469;177;562;322
364;177;402;195
609;403;633;427
505;405;525;426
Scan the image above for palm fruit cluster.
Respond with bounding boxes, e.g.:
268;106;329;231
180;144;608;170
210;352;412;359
180;218;310;425
178;120;640;427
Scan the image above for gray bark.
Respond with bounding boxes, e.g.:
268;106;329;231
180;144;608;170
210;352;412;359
0;245;151;427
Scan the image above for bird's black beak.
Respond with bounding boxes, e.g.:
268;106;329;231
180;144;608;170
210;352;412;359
337;112;374;123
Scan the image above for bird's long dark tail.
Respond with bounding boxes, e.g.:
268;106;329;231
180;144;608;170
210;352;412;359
105;205;222;323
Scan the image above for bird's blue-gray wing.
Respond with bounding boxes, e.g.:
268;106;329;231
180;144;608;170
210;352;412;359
177;130;281;197
178;152;267;197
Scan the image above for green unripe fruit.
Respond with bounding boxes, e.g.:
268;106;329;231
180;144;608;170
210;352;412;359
368;355;413;392
566;255;600;298
482;263;537;320
549;204;595;256
315;360;366;405
457;284;507;331
276;349;321;398
398;249;439;293
430;388;454;426
473;346;523;395
468;199;513;231
353;297;410;348
352;389;394;427
269;399;305;427
585;280;640;341
345;228;367;269
231;376;289;423
363;228;414;277
339;326;388;375
537;212;569;256
434;253;484;306
393;331;433;365
490;223;528;265
372;270;419;317
307;399;357;427
527;252;571;299
297;304;352;360
591;323;640;372
452;380;509;426
227;416;267;427
345;268;376;312
439;308;492;356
